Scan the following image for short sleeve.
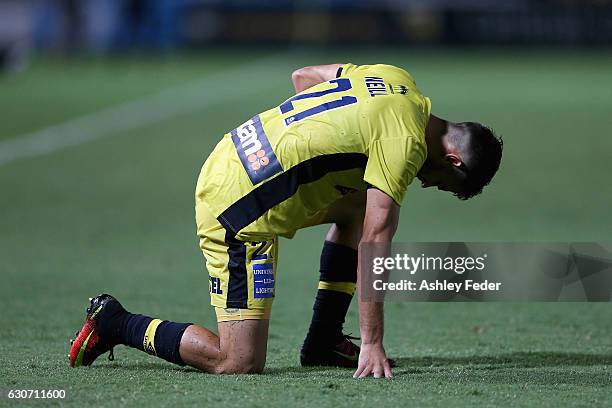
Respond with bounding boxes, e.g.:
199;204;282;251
337;63;373;77
364;136;425;205
338;63;417;87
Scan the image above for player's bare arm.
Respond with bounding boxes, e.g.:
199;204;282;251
291;63;343;93
354;188;400;379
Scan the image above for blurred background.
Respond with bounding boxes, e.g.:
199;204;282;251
2;0;612;69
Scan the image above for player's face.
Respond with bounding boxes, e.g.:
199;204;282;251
417;159;465;195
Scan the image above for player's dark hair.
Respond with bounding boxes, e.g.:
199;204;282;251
455;122;503;200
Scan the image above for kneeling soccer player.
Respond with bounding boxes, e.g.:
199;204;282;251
69;62;503;378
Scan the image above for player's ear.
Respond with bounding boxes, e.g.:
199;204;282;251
444;153;463;168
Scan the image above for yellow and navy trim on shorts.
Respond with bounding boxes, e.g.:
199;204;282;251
224;230;249;309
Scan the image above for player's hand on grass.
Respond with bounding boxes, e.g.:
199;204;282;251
353;342;393;379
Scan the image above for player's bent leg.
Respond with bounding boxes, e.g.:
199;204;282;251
301;192;364;367
192;199;276;373
180;312;269;374
69;295;270;374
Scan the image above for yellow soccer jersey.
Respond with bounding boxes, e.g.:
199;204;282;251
196;63;431;240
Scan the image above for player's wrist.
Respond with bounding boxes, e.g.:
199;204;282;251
359;331;384;346
360;339;384;346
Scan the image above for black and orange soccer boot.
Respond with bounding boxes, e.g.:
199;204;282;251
69;294;125;367
300;334;361;368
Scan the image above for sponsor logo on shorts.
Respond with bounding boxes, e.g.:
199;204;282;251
253;263;275;299
231;115;283;185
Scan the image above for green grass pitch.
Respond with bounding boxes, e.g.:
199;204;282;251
1;49;611;407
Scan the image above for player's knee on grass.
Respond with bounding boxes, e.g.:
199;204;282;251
213;344;267;374
214;319;269;374
214;352;266;374
186;348;265;374
179;321;268;374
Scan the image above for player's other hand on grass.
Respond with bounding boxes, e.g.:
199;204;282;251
353;342;393;379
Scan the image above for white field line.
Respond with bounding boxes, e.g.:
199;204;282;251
0;55;289;166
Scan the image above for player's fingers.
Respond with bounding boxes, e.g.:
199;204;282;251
358;365;372;378
373;366;383;379
353;364;365;378
383;360;393;379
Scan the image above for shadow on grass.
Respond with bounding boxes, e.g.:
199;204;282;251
89;361;200;373
394;351;612;370
264;352;612;378
89;351;612;387
387;352;612;387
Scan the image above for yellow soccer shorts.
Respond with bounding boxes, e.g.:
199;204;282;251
196;202;278;322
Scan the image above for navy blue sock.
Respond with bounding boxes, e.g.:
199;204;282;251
303;241;357;350
101;306;191;366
